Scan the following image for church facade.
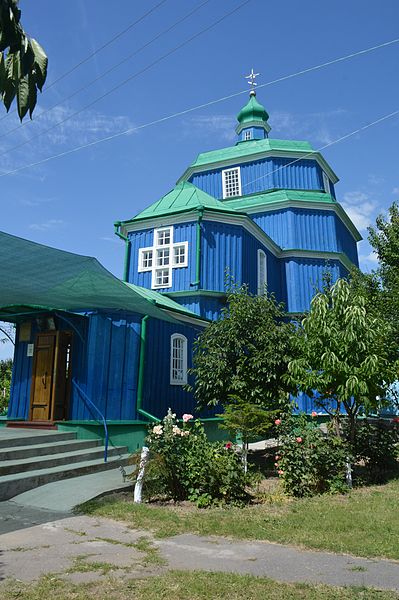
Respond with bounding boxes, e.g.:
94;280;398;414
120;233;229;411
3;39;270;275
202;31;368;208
4;89;360;445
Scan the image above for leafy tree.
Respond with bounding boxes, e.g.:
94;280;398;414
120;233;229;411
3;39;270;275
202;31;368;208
0;357;12;413
0;0;47;120
287;278;399;442
190;284;295;418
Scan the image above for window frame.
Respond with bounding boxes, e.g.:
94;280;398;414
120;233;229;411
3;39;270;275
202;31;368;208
138;247;154;272
152;267;171;289
257;249;267;295
172;241;189;268
170;333;188;385
322;171;331;194
243;130;252;141
222;166;242;199
155;226;173;247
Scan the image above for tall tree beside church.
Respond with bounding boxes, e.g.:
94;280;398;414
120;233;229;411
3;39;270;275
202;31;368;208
190;285;295;417
0;0;47;120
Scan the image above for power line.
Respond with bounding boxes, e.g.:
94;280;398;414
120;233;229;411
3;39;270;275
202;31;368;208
0;0;168;122
0;0;251;159
0;108;397;179
242;110;399;190
0;0;212;142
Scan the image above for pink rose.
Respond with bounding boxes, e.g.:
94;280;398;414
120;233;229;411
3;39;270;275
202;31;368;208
274;462;279;467
275;419;281;426
311;411;317;417
182;413;194;423
275;455;280;460
277;470;284;475
296;437;303;443
225;442;233;449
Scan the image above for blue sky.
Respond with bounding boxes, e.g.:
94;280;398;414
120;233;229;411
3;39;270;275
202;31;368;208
0;0;398;358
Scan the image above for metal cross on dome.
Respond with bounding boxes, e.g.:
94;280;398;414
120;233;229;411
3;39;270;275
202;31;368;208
245;68;260;93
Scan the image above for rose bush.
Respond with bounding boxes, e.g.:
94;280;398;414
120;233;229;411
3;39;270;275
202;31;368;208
275;414;348;497
132;409;251;507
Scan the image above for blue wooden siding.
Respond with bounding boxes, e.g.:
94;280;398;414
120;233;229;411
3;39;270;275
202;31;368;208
167;295;226;321
283;258;348;313
71;313;141;421
190;157;327;198
251;208;358;262
142;318;204;419
127;222;197;292
201;221;242;291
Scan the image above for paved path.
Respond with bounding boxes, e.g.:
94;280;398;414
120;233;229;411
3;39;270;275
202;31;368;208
0;511;398;592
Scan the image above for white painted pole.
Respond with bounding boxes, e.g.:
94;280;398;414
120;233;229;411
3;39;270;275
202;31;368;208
134;446;149;503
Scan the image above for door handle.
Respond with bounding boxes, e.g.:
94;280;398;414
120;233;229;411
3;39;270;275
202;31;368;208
42;372;47;389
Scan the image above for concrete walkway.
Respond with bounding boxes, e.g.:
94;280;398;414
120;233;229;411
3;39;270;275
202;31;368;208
0;512;398;592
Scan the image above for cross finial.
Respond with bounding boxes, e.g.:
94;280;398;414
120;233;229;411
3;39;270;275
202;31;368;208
245;68;260;96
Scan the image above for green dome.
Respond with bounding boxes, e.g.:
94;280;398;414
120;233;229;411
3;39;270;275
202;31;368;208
237;93;269;125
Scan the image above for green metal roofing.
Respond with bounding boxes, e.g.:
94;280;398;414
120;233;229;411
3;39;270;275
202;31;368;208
122;181;240;223
125;283;208;323
237;94;269;125
189;138;314;169
223;189;337;211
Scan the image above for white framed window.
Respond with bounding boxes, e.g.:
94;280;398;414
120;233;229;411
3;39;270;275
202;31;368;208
156;227;172;246
170;334;188;385
257;249;267;295
173;242;188;267
322;171;331;194
243;130;252;141
222;166;242;199
153;267;171;288
138;226;189;289
156;247;170;266
138;247;153;272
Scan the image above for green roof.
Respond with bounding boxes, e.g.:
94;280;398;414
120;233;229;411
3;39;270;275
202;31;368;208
125;284;208;322
0;231;177;323
237;94;269;125
223;189;337;211
123;181;240;223
189;138;314;169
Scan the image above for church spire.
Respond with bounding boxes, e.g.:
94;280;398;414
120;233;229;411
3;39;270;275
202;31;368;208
236;69;271;142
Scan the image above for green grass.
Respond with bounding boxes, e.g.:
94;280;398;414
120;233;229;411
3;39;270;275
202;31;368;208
1;571;398;600
79;478;399;560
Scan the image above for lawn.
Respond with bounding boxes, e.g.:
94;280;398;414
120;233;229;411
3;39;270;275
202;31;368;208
80;478;399;560
1;571;398;600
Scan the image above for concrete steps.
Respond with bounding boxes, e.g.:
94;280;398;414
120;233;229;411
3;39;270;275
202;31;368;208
0;428;130;502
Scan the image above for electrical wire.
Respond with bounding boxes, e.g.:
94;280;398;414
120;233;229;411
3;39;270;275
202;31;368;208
0;108;397;179
0;0;212;142
0;0;251;159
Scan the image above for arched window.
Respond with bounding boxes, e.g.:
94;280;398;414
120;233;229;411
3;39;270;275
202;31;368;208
170;334;188;385
257;249;267;295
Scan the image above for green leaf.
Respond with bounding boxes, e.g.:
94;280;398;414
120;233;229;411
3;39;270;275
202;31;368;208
28;71;37;118
16;74;28;121
2;76;15;112
30;38;47;91
0;52;6;94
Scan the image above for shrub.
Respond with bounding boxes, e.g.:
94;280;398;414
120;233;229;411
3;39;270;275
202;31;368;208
133;410;251;507
344;418;399;483
276;413;348;497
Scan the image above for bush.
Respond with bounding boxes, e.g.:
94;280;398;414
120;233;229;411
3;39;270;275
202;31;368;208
345;419;399;484
133;410;251;507
276;413;349;497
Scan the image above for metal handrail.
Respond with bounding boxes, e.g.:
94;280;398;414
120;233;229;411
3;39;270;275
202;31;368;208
72;379;108;463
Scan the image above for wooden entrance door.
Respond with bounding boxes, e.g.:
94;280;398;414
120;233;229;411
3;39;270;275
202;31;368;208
29;331;72;421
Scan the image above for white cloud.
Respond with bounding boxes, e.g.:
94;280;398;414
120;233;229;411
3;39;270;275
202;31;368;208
341;191;377;232
29;219;65;231
392;187;399;196
183;114;236;142
100;236;119;244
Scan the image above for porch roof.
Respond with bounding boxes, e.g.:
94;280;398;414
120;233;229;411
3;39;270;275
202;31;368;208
0;231;177;322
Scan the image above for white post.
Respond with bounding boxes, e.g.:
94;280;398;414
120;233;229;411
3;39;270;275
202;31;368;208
134;446;149;503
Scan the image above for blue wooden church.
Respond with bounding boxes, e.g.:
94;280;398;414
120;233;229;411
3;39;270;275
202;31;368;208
2;86;360;448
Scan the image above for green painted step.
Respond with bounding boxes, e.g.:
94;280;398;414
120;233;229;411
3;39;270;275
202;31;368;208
0;438;101;461
0;453;131;501
0;445;128;476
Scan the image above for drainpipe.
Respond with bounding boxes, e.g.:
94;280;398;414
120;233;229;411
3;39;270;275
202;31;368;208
136;315;161;423
191;207;204;289
114;222;131;282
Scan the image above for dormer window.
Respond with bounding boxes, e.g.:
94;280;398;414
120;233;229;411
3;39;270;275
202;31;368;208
222;166;242;199
243;130;252;141
322;172;331;194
